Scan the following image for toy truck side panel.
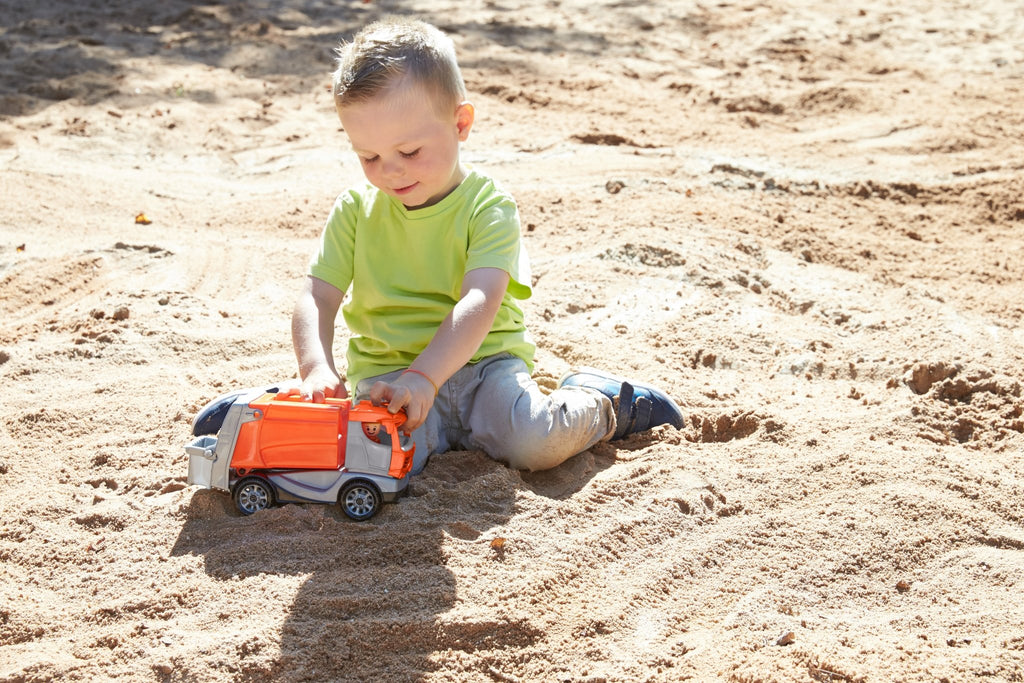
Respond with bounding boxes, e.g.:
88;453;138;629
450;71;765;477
344;422;372;473
269;470;407;504
347;404;414;480
344;423;393;477
268;470;348;503
230;396;350;471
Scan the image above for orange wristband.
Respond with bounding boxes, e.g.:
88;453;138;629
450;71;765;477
402;368;439;396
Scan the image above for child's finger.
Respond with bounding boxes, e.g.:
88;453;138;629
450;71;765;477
402;408;424;432
367;380;390;404
386;385;412;413
368;380;410;412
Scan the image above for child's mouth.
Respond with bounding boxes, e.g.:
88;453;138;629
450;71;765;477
394;182;418;195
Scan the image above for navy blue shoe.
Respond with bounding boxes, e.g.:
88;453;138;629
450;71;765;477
558;368;685;440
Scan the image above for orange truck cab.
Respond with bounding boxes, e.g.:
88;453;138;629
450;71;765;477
185;387;414;520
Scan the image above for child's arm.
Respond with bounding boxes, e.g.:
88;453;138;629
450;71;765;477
291;276;348;401
368;266;510;432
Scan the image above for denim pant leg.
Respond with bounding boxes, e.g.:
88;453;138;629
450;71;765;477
458;355;614;471
357;355;614;474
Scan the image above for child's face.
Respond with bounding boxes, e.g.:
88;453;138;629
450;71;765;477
338;79;474;210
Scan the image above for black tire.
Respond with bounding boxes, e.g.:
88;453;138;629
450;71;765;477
339;480;381;521
233;477;274;516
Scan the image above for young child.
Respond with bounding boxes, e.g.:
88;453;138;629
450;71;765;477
291;17;683;474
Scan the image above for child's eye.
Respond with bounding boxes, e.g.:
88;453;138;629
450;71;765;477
400;149;420;159
361;155;379;164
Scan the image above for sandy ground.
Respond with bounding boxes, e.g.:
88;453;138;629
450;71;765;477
2;0;1024;681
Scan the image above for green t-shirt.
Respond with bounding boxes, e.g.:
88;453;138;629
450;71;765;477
309;169;535;388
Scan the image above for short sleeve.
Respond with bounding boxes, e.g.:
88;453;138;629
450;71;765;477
466;190;532;300
309;190;359;293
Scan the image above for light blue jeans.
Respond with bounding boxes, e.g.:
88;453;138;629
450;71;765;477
355;354;615;474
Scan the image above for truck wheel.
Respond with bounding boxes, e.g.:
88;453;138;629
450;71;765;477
340;480;380;521
234;477;274;515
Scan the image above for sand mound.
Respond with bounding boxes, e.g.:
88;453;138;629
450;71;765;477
2;1;1023;681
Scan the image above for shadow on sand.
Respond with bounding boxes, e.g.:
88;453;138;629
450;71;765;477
0;0;613;118
168;447;609;680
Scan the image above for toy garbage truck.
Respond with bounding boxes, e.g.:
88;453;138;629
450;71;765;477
184;387;415;521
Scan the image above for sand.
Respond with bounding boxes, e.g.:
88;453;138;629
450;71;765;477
2;1;1024;681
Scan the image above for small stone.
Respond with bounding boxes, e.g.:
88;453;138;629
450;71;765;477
605;179;626;194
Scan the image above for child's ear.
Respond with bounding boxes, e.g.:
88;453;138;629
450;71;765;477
455;101;475;141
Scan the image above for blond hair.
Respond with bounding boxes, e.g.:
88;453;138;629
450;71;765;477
332;18;466;113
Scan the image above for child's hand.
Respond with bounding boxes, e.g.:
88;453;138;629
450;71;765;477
296;367;348;403
368;373;436;433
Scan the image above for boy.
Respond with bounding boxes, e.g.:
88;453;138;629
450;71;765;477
291;17;683;474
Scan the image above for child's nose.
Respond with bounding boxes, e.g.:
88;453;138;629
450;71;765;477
381;157;404;178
